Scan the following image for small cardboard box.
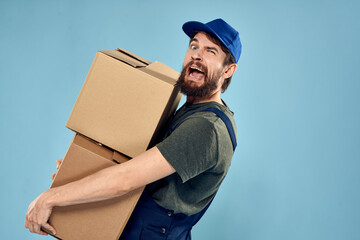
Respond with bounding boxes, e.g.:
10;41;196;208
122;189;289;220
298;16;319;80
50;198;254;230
48;133;144;240
66;49;182;158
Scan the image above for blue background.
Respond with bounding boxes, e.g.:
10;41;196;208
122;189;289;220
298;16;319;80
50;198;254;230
1;0;359;239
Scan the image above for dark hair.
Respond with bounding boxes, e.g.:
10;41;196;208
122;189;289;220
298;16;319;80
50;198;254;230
190;31;235;92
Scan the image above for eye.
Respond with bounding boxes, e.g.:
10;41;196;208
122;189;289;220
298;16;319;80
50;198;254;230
208;50;216;55
190;45;197;50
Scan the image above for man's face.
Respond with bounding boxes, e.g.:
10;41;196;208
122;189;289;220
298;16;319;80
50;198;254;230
176;32;228;98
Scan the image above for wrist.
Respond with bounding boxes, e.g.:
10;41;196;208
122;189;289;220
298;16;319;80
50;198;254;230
42;188;59;208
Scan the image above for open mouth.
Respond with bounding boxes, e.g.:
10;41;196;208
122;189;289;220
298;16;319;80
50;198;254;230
188;66;205;81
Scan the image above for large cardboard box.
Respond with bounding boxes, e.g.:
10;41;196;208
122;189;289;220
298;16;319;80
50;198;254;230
48;134;144;240
66;49;182;158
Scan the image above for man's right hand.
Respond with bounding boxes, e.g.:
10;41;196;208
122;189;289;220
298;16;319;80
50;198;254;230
51;159;63;180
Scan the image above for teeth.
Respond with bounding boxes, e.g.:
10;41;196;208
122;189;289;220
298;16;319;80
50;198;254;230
190;66;203;73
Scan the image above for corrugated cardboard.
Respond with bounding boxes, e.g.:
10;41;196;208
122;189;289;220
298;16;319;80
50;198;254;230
66;48;182;158
48;134;144;240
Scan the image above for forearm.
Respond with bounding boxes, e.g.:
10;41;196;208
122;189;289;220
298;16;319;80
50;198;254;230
44;146;175;208
46;164;128;208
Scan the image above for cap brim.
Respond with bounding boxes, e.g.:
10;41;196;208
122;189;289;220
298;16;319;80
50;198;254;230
183;21;218;39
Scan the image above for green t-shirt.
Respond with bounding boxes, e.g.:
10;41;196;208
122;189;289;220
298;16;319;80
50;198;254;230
147;101;236;215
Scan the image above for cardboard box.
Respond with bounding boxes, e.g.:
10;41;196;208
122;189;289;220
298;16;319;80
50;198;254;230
66;49;182;158
48;133;144;240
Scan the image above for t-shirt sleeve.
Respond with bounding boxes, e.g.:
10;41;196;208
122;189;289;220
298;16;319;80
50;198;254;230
156;116;219;183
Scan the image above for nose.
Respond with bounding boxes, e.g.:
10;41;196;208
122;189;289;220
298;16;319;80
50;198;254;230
191;49;202;61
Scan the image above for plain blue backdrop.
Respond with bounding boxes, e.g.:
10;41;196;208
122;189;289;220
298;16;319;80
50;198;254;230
1;0;359;239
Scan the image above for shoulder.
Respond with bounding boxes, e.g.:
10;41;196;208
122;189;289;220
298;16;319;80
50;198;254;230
172;115;219;146
186;105;236;135
166;101;236;145
182;112;218;130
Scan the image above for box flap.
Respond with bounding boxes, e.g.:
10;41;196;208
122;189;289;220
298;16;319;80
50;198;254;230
146;61;180;80
113;151;129;164
139;61;180;86
73;134;114;161
100;49;150;68
117;48;151;65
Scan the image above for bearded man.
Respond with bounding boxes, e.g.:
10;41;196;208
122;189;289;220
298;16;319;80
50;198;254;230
25;18;242;240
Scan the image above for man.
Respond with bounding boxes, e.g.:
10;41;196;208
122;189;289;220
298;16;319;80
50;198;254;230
25;18;242;239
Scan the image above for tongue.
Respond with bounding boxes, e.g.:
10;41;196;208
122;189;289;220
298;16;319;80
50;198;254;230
191;70;205;80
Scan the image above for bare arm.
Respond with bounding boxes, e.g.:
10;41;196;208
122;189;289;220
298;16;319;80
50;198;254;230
25;146;175;236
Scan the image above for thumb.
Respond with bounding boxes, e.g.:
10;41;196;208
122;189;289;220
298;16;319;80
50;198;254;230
41;223;56;236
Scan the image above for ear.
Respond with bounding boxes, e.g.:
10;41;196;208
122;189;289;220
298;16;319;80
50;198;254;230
222;63;237;79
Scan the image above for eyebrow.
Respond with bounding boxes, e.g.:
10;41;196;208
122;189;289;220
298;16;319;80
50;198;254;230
189;37;198;44
189;37;220;54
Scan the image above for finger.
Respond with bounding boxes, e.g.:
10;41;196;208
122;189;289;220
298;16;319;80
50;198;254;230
25;208;33;229
51;172;57;180
24;217;32;230
29;222;35;233
56;159;62;169
38;228;49;236
35;225;48;235
30;222;48;236
42;223;56;236
33;224;40;234
24;217;29;229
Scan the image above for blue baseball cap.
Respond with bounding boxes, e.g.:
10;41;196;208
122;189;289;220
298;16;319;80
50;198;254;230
182;18;242;63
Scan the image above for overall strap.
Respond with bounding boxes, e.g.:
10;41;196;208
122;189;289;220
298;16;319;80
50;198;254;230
199;107;237;151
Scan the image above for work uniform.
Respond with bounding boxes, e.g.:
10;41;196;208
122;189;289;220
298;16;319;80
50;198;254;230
120;101;237;240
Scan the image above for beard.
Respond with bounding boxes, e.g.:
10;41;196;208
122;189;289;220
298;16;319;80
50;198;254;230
175;61;222;98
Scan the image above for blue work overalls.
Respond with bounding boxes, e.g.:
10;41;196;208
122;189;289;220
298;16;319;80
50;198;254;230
119;107;237;240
